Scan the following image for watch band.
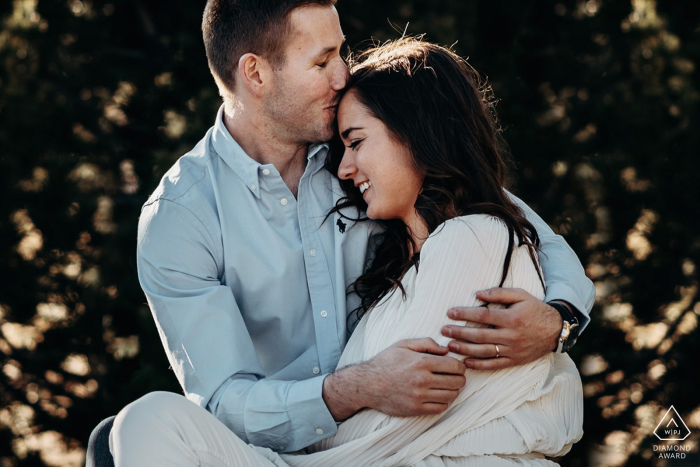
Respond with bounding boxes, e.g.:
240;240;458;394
549;301;580;353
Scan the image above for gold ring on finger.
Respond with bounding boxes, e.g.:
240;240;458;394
494;344;500;358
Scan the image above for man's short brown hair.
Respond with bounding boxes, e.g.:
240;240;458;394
202;0;337;98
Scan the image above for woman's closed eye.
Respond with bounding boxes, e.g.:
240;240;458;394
347;139;364;150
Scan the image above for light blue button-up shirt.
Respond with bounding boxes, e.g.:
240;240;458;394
136;105;595;453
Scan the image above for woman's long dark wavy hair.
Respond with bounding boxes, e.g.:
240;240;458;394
326;37;543;323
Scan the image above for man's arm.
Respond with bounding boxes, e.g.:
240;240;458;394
514;193;595;326
137;200;336;453
323;338;466;421
442;193;595;370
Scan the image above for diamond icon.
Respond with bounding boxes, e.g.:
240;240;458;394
654;405;691;441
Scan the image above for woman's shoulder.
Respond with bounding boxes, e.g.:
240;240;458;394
421;214;510;256
430;214;509;240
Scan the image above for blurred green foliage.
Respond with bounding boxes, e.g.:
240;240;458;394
0;0;699;465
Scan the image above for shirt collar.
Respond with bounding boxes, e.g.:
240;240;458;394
211;105;330;197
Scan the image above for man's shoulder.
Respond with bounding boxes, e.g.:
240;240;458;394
144;128;218;210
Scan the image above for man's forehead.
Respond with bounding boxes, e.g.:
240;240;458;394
286;5;344;55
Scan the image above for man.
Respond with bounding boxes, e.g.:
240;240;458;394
88;1;594;465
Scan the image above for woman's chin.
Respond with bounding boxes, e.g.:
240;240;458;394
365;206;389;221
365;206;379;220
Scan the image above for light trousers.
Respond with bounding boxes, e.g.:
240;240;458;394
109;391;285;467
109;391;564;467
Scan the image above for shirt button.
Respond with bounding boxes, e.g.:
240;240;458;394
310;249;316;257
320;310;328;318
280;198;288;206
315;428;324;435
278;446;285;451
251;183;256;190
262;169;270;175
312;366;320;375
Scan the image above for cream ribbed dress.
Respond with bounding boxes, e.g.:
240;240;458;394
251;214;584;466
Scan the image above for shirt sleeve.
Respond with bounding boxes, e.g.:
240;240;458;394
506;192;595;332
137;199;337;452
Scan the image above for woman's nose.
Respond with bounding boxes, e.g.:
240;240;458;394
337;150;356;180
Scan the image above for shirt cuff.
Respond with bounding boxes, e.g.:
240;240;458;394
285;374;337;452
544;282;592;333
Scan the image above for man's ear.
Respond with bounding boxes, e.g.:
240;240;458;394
237;53;273;98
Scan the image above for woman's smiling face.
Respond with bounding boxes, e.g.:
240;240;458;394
336;90;424;224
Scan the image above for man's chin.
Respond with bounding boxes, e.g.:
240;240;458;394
312;125;335;144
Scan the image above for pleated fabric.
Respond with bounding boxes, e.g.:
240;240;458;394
252;215;583;466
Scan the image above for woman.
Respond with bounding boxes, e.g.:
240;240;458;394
114;37;583;466
253;36;583;466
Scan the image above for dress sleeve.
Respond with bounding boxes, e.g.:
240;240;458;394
137;199;337;453
388;215;544;358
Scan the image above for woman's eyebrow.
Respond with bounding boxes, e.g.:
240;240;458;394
341;127;363;139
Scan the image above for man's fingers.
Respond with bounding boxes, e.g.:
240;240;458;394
420;354;466;375
400;338;449;355
447;341;506;359
442;325;506;345
427;374;466;390
425;388;460;404
447;306;510;327
475;287;531;305
464;357;516;371
421;402;450;415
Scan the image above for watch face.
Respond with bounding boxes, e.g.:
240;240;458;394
564;336;578;352
561;321;571;339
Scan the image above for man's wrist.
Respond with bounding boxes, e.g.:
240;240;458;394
548;300;580;353
322;364;367;421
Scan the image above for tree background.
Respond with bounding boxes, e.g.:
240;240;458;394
0;0;698;465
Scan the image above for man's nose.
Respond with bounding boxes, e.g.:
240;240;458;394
330;58;349;91
337;150;356;180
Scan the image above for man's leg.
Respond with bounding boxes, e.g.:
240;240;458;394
86;416;115;467
110;391;282;467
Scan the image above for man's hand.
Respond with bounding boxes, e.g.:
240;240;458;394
323;338;466;421
441;288;562;371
